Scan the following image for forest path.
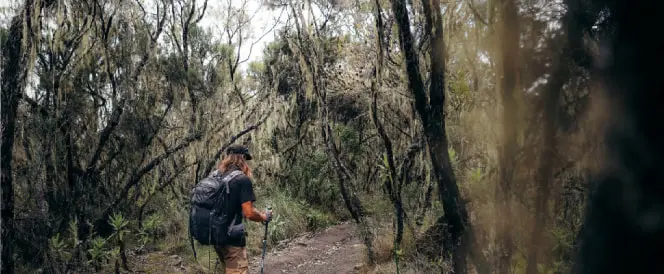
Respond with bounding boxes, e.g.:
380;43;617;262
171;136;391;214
248;222;366;274
130;222;366;273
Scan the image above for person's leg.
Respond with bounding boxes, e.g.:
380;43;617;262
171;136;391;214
214;246;226;270
218;245;248;274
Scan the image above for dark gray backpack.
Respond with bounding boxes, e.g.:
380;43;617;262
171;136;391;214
188;170;244;257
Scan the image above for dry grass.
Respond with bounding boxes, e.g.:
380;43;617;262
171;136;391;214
363;254;444;274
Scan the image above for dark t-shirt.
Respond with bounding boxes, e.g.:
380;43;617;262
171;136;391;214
221;168;256;247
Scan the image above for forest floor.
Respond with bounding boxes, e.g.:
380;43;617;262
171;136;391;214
130;222;367;274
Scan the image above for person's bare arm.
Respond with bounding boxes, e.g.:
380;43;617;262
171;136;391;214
242;201;267;222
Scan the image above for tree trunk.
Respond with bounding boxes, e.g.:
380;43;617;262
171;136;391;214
371;0;404;265
2;1;38;272
321;117;376;265
425;0;471;272
525;61;565;274
496;0;519;271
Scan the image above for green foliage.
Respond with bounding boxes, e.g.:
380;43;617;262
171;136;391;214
318;35;346;64
548;225;576;272
379;152;393;183
0;26;7;44
137;214;163;247
247;61;265;77
448;147;459;169
48;234;71;262
469;167;484;183
87;237;109;271
281;150;340;209
45;218;84;272
306;209;335;230
108;213;130;243
68;218;81;249
336;123;362;152
449;70;472;99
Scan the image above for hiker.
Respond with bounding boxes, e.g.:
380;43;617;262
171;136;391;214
214;144;273;273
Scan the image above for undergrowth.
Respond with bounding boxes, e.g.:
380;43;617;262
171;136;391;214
32;182;339;273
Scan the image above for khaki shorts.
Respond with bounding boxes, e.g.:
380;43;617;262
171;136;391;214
215;245;248;274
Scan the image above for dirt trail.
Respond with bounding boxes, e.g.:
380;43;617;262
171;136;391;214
129;222;365;273
249;222;365;274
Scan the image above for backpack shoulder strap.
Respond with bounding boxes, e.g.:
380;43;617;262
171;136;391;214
209;170;244;216
221;170;244;194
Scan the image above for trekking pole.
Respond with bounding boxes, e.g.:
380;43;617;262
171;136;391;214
260;206;272;274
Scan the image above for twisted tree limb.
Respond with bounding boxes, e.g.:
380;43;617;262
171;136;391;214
201;109;272;177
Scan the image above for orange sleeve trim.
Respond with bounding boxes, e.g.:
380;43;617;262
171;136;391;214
241;201;265;222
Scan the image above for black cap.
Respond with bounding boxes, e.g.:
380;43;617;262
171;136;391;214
226;144;252;160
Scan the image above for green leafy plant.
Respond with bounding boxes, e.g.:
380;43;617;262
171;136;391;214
306;209;334;230
268;214;287;243
87;237;108;271
109;212;130;243
49;233;71;267
108;212;131;271
47;218;84;272
469;167;484;183
448;147;459;168
138;213;162;248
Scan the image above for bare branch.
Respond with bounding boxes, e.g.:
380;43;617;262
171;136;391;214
467;0;488;26
184;0;197;30
86;98;126;172
130;0;167;82
101;131;202;217
193;0;208;24
138;159;198;224
169;2;184;56
97;139;126;173
87;0;167;172
18;93;48;117
237;8;286;65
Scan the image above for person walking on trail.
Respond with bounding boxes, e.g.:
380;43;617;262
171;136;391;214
214;144;273;274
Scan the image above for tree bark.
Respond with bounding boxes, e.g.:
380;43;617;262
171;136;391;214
2;1;39;272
